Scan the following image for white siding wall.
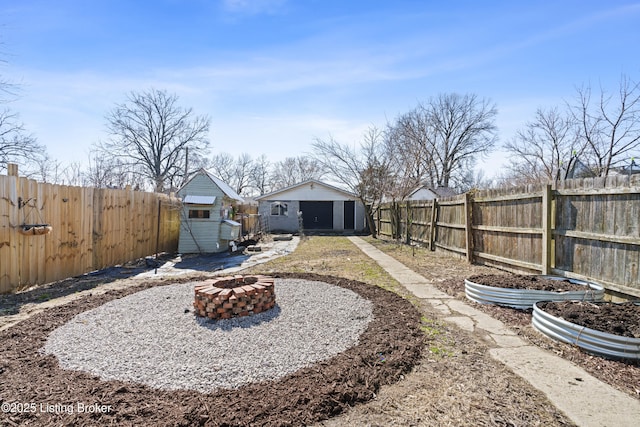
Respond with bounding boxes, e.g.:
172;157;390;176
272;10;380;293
333;201;343;230
258;200;300;233
179;218;222;253
355;201;367;231
258;199;367;233
269;182;354;201
408;188;437;201
178;173;229;253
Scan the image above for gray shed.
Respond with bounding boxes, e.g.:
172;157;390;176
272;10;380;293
177;169;244;253
255;179;367;234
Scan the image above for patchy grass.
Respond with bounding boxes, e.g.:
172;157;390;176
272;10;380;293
362;236;500;282
248;236;459;362
420;316;455;359
244;236;404;294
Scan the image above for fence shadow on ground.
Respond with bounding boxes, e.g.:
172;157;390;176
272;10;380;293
0;251;257;317
0;262;162;317
173;252;251;272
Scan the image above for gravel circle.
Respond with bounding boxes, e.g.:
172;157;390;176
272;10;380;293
43;278;373;393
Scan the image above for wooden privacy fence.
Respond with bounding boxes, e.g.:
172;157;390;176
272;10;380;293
376;175;640;298
0;166;181;293
235;203;260;236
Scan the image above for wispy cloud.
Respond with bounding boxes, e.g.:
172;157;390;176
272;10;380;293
211;112;373;158
479;3;640;65
177;56;402;94
221;0;288;15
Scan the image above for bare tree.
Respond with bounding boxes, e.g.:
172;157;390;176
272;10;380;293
165;146;211;191
0;47;49;176
233;153;254;195
249;154;271;196
208;152;254;195
61;162;85;186
33;153;66;183
270;156;325;188
98;88;210;192
208;152;236;184
386;94;498;190
0;46;18;104
312;126;391;237
83;153;146;189
570;75;640;176
505;107;585;182
383;119;426;200
0;109;47;176
428;93;498;187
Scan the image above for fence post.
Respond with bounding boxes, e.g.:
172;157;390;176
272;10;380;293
2;164;20;292
391;201;399;240
7;163;18;177
464;192;474;263
12;163;22;288
541;184;553;275
429;200;437;251
155;199;161;274
405;202;411;245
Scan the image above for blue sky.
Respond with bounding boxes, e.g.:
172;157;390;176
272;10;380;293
2;0;640;179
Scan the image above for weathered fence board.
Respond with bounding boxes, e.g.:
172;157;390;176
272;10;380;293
0;169;180;293
408;201;435;246
376;176;640;298
377;203;394;239
471;185;545;273
434;196;467;256
551;176;640;296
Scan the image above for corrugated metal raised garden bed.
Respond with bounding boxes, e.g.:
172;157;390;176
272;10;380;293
533;301;640;360
464;274;604;310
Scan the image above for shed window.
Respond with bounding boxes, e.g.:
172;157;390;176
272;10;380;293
270;202;288;216
188;209;211;219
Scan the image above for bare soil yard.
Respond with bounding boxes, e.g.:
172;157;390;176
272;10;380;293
0;236;615;426
0;272;424;426
364;238;640;402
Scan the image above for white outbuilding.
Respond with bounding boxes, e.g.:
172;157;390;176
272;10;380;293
177;169;244;253
255;179;367;234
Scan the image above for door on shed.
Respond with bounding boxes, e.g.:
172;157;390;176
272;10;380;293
300;201;333;229
344;201;355;229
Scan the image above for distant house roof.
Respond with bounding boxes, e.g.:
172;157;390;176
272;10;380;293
178;169;244;202
621;159;640;175
407;184;457;200
431;186;458;198
254;179;357;201
565;157;596;179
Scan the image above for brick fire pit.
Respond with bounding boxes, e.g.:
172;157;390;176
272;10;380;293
193;275;276;320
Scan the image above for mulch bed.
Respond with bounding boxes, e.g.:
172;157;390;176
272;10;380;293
0;272;424;427
436;278;640;399
468;274;589;292
537;301;640;338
